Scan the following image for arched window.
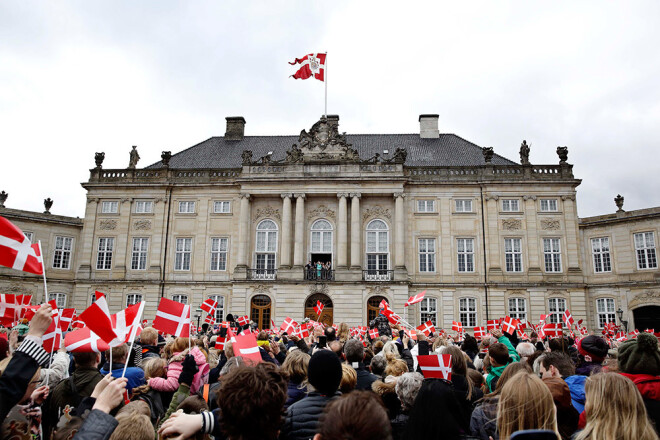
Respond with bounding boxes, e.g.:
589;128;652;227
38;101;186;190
367;296;388;323
255;220;278;279
365;219;390;280
311;219;333;254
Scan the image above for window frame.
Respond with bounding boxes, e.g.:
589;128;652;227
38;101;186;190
178;201;196;214
255;220;278;271
23;232;34;243
543;237;562;273
213;201;231;214
634;232;658;270
171;294;188;304
174;237;193;271
504;237;523;272
508;297;527;321
591;237;612;273
126;294;142;307
455;199;473;213
96;237;114;270
501;199;520;212
456;238;475;273
596;298;616;329
310;219;333;255
101;201;119;214
52;236;73;270
365;219;389;272
134;200;153;214
208;295;225;322
420;297;437;326
417;200;435;213
131;237;149;271
210;237;229;271
547;298;567;324
459;297;477;327
48;293;67;309
540;199;558;212
418;238;436;273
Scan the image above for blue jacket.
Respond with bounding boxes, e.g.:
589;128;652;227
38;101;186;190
564;375;586;413
100;362;145;394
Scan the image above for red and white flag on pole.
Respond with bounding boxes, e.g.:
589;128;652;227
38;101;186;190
0;294;20;325
486;320;499;331
205;314;216;325
417;354;453;380
0;216;43;275
369;328;379;339
200;298;217;315
58;308;76;333
452;321;463;333
77;296;118;344
314;300;324;316
237;315;250;327
153;298;190;338
473;327;486;339
502;316;519;335
230;329;262;365
405;291;426;307
43;315;62;353
289;53;326;81
517;329;529;340
416;321;435;337
111;301;144;345
280;317;298;334
563;310;575;329
542;323;562;338
65;327;110;353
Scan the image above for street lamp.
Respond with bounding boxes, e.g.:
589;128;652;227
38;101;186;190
617;307;628;333
194;312;201;332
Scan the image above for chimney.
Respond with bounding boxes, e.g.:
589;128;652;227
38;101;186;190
419;114;439;138
326;114;339;127
225;116;246;140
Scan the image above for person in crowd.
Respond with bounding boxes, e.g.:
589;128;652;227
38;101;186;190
314;391;393;440
340;363;357;394
41;346;71;388
130;357;167;424
280;349;310;408
542;376;579;440
100;344;146;394
345;338;379;390
108;412;154;440
390;372;423;440
530;331;545;351
441;345;483;423
372;352;408;419
538;351;586;414
138;327;161;364
370;354;387;378
370;308;392;338
337;322;349;344
575;372;659;440
148;337;209;394
575;335;608;376
73;375;130;440
516;342;535;363
486;329;521;392
461;334;480;361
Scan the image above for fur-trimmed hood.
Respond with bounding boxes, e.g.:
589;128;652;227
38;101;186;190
372;377;397;396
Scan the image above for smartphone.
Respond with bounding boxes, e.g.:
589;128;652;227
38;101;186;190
318;335;327;349
510;430;558;440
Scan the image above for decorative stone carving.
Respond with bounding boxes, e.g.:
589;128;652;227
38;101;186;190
87;197;99;204
523;195;537;201
0;191;7;208
241;150;253;166
121;198;132;204
252;284;271;294
628;291;660;309
293;193;306;200
484;194;499;201
363;206;391;223
281;193;293;199
239;193;251;200
482;147;494;164
285;144;304;163
540;219;561;230
502;219;522;230
520;140;530;165
366;285;389;296
308;205;336;220
393;192;405;200
44;198;53;214
615;194;625;212
161;151;172;167
253;206;281;222
99;219;117;230
133;220;152;230
309;283;329;295
337;193;350;199
391;147;407;164
561;195;575;201
94;152;105;169
128;146;140;169
556;146;568;164
349;192;361;199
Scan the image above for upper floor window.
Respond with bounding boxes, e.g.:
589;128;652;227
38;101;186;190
255;220;278;271
504;238;523;272
171;294;188;304
96;237;114;270
101;201;118;214
508;297;527;321
540;199;558;212
131;238;149;270
210;237;229;271
547;297;566;324
420;297;437;326
591;237;612;273
52;236;73;269
418;238;436;272
543;238;562;272
213;201;231;214
126;294;142;307
134;200;153;213
175;238;193;271
634;232;657;270
417;200;435;213
455;199;473;213
366;220;389;272
178;201;196;213
23;232;34;243
459;297;477;327
596;298;616;328
208;295;225;322
502;199;520;212
457;238;474;272
311;219;333;254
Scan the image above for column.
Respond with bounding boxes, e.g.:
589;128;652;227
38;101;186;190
394;192;406;268
562;194;582;273
485;195;501;273
293;193;305;267
280;193;293;268
236;193;251;268
337;193;348;268
523;195;541;273
350;193;361;269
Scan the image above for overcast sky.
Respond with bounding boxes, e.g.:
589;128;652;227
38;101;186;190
1;1;659;219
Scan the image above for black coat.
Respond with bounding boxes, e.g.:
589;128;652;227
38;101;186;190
73;409;118;440
280;392;340;440
0;339;46;422
353;362;379;391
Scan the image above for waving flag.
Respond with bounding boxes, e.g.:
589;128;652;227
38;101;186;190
473;327;486;339
78;296;117;344
563;310;575;329
416;321;435;337
369;328;379;339
502;316;519;335
280;317;298;333
452;321;463;333
405;291;426;307
314;300;324;316
58;308;76;332
0;216;43;275
231;330;262;365
65;327;109;353
486;320;499;331
289;53;326;81
43;315;62;353
237;315;250;326
417;354;452;380
201;298;217;315
153;297;190;338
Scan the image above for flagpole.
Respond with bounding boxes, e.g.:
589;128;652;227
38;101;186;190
122;301;144;378
324;52;328;118
37;241;47;304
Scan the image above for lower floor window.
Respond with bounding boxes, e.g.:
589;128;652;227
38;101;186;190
172;294;188;304
420;298;437;326
596;298;616;328
459;297;477;327
49;293;67;309
548;298;567;324
508;297;527;321
126;294;142;307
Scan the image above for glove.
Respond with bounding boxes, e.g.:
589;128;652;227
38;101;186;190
178;354;199;386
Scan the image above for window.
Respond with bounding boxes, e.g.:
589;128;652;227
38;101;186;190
634;232;657;269
213;201;231;213
48;293;67;308
208;295;225;321
540;199;558;212
89;293;97;305
126;294;142;307
131;238;149;270
311;219;333;254
420;298;437;326
96;237;114;270
459;297;477;327
596;298;616;328
502;199;520;212
591;237;612;273
457;238;474;272
417;200;435;213
175;238;192;271
52;236;73;269
255;220;277;273
101;201;118;213
543;238;562;272
504;238;523;272
178;201;195;213
23;232;34;243
418;238;436;272
210;237;229;271
508;297;527;321
548;298;567;324
455;199;473;212
171;294;188;304
134;200;153;213
366;220;389;277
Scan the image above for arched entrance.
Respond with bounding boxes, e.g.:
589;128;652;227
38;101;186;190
305;293;333;326
633;306;660;331
367;296;388;324
250;295;272;329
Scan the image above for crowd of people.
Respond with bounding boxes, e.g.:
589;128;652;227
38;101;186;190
0;304;659;440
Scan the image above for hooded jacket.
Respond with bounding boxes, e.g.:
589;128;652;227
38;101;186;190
149;346;210;394
563;375;586;413
280;391;340;440
619;372;660;431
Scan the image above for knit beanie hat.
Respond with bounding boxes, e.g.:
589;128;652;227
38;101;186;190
577;335;609;362
617;333;660;376
308;349;342;395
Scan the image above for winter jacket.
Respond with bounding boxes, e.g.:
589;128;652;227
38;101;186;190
620;372;660;432
390;411;409;440
543;377;578;440
100;362;145;394
469;397;499;440
40;350;70;386
564;375;586;413
285;380;307;409
372;378;402;419
352;361;379;391
139;344;160;362
486;364;507;393
148;347;209;394
575;360;602;376
369;314;392;338
498;335;521;363
451;374;483;423
73;409;118;440
280;391;340;440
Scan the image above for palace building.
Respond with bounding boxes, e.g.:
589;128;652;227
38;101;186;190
1;114;658;332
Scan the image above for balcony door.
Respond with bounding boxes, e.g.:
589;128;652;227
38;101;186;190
250;295;272;329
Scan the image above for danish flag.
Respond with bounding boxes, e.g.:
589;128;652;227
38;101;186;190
517;329;529;340
0;216;43;275
416;321;435;337
77;296;117;344
314;300;324;316
387;312;401;325
231;330;262;365
237;315;250;326
563;310;575;329
43;314;62;353
369;328;379;339
214;336;226;350
473;327;486;339
191;325;198;334
542;323;562;338
645;328;655;334
289;53;326;81
153;297;191;338
280;317;298;333
58;308;76;332
486;320;499;331
417;354;453;380
452;321;463;333
205;314;216;325
405;291;426;307
0;294;21;325
65;327;110;353
200;298;217;315
615;331;627;342
270;319;276;330
298;322;310;338
110;301;144;345
502;316;519;335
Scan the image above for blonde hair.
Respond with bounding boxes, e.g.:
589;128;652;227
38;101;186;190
141;357;167;380
280;349;310;383
337;322;350;343
139;327;158;346
384;352;408;377
575;373;659;440
340;363;357;394
381;341;400;359
497;372;559;440
432;336;449;352
108;413;153;440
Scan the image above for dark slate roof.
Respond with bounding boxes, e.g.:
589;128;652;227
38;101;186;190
147;134;517;169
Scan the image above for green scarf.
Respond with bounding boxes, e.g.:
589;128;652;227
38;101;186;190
486;363;508;392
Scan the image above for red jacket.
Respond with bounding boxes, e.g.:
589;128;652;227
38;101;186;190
620;373;660;401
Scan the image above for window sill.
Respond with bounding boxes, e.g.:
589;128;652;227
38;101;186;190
414;212;438;216
133;212;155;216
176;213;198;217
98;213;120;216
499;211;524;215
537;211;563;215
452;212;476;215
210;212;233;216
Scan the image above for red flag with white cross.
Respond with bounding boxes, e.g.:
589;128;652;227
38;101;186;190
369;328;379;339
289;53;326;81
280;317;298;334
200;298;217;315
486;320;499;331
473;327;486;339
405;291;426;307
563;310;575;329
417;354;452;380
153;297;191;338
237;315;250;326
416;321;435;337
452;321;463;333
314;300;324;316
502;316;519;335
65;327;110;353
0;216;43;275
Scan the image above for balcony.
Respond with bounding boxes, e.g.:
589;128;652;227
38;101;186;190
303;268;335;281
362;269;393;282
247;268;277;280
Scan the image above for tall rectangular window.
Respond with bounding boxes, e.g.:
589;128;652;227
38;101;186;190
420;298;437;326
504;238;523;272
457;238;474;272
208;295;225;321
418;238;436;272
455;199;473;212
459;297;477;327
175;238;192;271
52;236;73;269
543;238;562;272
502;199;520;212
210;238;228;271
101;201;118;213
131;238;149;270
171;294;188;304
596;298;616;328
96;238;114;270
591;237;612;273
548;298;567;324
634;232;657;269
134;201;153;213
213;201;231;213
508;297;527;321
126;294;142;307
417;200;435;213
540;199;558;212
178;201;196;213
48;293;67;308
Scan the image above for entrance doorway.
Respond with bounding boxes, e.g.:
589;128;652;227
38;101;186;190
250;295;272;329
305;293;333;326
367;296;388;324
633;306;660;331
